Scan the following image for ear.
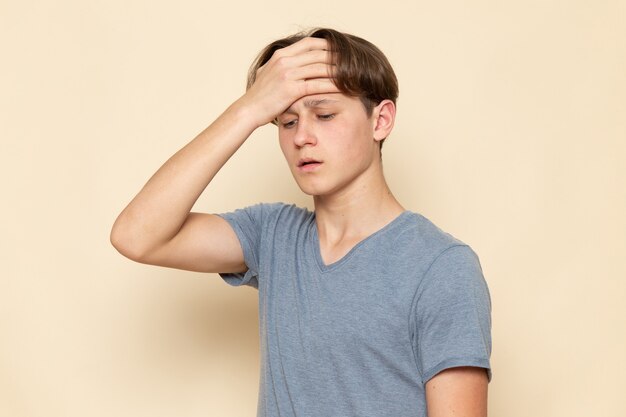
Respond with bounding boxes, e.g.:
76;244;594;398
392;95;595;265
371;99;396;142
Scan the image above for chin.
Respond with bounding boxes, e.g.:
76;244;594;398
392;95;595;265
295;178;350;198
296;184;325;197
293;178;329;197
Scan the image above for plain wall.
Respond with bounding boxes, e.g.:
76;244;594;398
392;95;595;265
1;0;625;416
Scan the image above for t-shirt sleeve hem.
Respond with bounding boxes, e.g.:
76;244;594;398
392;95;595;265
422;357;492;384
216;213;259;288
218;269;258;288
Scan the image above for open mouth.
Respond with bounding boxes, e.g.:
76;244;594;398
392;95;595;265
298;158;320;167
297;158;322;170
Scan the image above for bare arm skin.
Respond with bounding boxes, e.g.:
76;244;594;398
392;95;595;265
425;367;489;417
110;37;338;273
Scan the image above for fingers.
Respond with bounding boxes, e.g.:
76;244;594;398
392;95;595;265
256;48;334;82
300;78;341;97
258;39;337;93
264;48;335;78
275;37;330;57
243;37;340;125
285;49;335;71
267;38;335;73
291;62;335;82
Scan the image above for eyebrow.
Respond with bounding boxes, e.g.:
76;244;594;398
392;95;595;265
283;98;339;115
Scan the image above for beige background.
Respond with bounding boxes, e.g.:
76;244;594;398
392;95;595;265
1;0;625;416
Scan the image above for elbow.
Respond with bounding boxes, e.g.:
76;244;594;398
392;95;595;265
110;218;149;262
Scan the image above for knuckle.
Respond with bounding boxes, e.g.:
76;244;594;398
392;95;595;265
275;55;288;68
272;48;285;59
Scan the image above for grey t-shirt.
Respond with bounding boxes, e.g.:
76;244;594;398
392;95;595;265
218;203;491;417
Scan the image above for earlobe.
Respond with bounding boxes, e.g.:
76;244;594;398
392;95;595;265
373;100;396;142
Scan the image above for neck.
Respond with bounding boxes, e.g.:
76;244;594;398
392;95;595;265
312;167;405;245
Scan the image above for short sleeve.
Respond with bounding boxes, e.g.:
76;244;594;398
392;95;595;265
216;203;283;288
411;245;492;383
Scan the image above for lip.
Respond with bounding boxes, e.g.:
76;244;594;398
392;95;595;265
297;158;323;172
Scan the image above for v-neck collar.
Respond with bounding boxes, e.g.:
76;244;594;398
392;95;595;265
309;211;412;273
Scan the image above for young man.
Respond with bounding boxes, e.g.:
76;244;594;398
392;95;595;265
111;28;492;417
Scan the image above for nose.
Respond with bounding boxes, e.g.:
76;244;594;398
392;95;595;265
293;118;317;148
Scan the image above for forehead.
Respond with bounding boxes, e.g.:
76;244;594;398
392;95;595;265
283;93;362;114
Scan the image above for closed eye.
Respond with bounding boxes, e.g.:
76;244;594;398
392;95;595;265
317;114;335;121
281;119;298;129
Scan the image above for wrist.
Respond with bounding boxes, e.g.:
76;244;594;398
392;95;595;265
228;95;268;130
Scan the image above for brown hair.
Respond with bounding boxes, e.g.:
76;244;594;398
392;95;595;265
247;28;399;117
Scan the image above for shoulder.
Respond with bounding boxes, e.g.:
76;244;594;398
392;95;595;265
401;213;489;308
395;211;473;258
218;202;313;228
389;212;486;291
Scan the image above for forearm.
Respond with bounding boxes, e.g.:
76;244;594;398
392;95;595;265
110;99;259;259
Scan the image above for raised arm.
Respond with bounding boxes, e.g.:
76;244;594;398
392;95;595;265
110;37;338;273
